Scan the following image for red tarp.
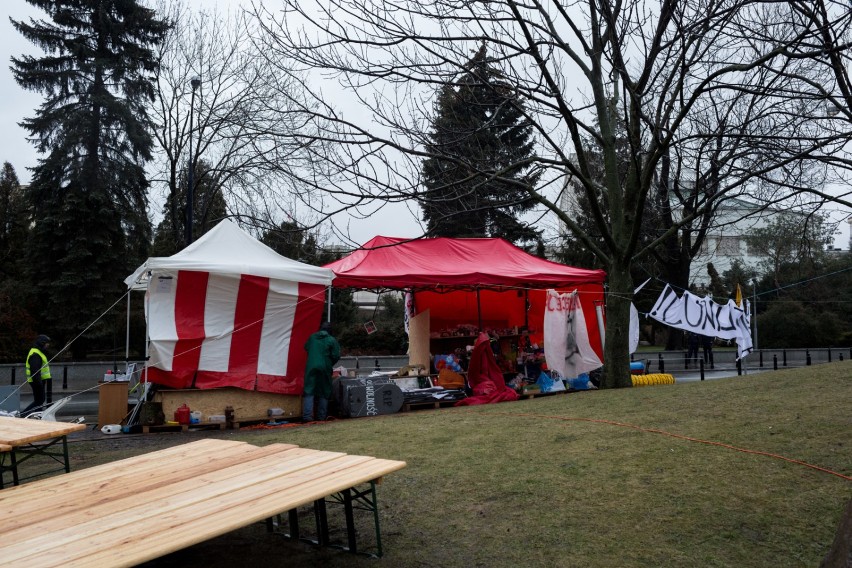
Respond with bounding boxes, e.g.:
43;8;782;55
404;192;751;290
455;333;520;406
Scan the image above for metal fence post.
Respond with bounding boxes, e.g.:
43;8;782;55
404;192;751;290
773;354;778;370
700;359;705;381
783;349;787;367
10;367;15;386
736;358;742;376
806;350;811;366
759;351;763;368
658;353;665;374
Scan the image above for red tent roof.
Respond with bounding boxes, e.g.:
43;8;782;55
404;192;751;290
325;236;606;289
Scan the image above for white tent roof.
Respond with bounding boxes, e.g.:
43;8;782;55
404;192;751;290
125;219;335;289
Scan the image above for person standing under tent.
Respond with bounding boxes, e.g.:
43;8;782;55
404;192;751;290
22;334;52;416
302;322;340;422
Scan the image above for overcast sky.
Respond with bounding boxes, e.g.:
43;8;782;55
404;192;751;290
2;2;849;249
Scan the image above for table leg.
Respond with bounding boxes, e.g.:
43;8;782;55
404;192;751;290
342;488;357;554
288;509;300;540
314;498;329;546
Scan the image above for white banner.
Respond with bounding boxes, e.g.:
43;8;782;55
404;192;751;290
649;284;753;359
544;289;603;378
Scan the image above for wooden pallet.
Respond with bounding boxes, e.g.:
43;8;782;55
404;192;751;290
518;389;570;400
401;399;460;412
140;421;226;434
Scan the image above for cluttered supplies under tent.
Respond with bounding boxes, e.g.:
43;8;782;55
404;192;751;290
125;220;335;401
324;236;607;399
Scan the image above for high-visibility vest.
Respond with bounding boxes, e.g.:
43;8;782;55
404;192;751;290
25;348;52;382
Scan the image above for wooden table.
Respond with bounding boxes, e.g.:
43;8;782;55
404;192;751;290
0;438;407;567
0;416;86;488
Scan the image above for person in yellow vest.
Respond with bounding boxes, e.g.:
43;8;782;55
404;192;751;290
22;334;52;416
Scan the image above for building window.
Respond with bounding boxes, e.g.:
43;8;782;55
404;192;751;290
717;236;741;256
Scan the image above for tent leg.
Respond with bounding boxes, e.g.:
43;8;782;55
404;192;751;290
595;301;606;350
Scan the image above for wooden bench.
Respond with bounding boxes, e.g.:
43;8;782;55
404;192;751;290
0;438;406;567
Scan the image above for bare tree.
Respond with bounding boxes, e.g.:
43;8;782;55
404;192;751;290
150;1;327;246
249;0;852;387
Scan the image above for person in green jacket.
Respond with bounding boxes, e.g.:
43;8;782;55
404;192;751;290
302;321;340;422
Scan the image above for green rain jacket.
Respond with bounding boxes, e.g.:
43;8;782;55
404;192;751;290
303;330;341;398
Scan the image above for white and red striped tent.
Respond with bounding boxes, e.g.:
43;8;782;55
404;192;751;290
125;220;334;395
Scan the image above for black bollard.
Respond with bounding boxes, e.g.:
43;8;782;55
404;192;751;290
700;359;705;381
658;353;665;374
63;366;68;390
736;358;742;376
10;367;15;386
783;349;787;367
684;351;689;370
759;351;763;368
806;350;811;366
828;349;832;363
773;354;778;370
840;353;844;361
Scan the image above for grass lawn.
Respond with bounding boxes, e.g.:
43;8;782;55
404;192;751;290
26;361;852;567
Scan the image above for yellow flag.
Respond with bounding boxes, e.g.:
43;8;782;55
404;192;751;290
735;284;743;308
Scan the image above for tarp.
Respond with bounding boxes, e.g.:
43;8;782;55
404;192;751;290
324;236;606;289
126;220;335;395
454;333;520;406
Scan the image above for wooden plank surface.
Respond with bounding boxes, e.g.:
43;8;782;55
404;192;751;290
0;440;297;524
0;416;86;446
0;439;407;568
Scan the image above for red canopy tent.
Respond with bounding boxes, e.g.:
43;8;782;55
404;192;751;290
325;236;607;358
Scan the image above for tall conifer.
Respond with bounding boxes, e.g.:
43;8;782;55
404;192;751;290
12;0;166;356
420;44;542;247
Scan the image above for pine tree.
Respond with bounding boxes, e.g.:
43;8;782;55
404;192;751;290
420;44;542;248
11;1;166;357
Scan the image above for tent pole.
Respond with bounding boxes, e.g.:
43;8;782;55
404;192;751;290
144;288;149;387
327;286;332;322
476;288;482;330
125;292;131;365
595;301;606;350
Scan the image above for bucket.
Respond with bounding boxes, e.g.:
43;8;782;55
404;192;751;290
174;404;191;425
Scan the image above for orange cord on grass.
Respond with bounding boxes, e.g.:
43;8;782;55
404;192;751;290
493;411;852;482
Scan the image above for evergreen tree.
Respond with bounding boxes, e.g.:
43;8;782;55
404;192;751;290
420;44;542;248
11;1;166;357
0;163;28;280
0;163;37;360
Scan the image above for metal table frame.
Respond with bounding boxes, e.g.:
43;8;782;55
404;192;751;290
0;434;73;489
266;479;387;557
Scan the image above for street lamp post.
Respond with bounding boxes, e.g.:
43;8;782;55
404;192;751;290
185;76;201;246
752;278;758;352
